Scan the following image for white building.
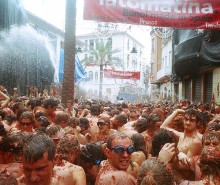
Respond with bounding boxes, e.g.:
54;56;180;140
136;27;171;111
77;32;147;102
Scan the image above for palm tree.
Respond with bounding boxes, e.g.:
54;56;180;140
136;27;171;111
61;0;76;104
82;39;122;100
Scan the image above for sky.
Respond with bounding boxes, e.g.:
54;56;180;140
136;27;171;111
22;0;151;59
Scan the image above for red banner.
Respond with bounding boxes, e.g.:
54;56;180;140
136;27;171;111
104;69;140;79
84;0;220;30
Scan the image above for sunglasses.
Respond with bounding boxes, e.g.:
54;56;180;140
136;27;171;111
94;159;101;165
97;122;108;127
110;145;135;155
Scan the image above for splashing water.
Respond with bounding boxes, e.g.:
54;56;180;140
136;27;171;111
0;25;55;95
0;0;57;95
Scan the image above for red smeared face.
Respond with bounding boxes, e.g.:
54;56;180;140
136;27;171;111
183;114;197;132
19;118;34;132
202;136;220;162
106;137;132;171
22;151;54;185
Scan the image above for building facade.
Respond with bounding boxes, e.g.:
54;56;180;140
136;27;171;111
77;32;147;102
150;29;220;105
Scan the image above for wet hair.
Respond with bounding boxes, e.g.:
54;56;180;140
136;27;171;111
43;98;58;109
152;129;178;157
0;132;28;154
17;107;31;120
79;117;89;129
53;111;69;124
23;133;55;163
90;104;100;116
110;109;120;117
35;99;42;107
137;158;174;185
131;133;148;159
80;143;105;164
37;116;50;128
106;132;130;150
3;114;16;125
56;135;80;161
0;122;6;137
184;108;202;126
47;125;64;138
200;132;220;176
121;102;128;108
26;99;36;110
0;110;6;120
207;120;220;132
135;118;148;133
19;111;34;124
115;114;127;126
0;172;18;185
146;114;161;130
67;117;80;128
98;115;110;124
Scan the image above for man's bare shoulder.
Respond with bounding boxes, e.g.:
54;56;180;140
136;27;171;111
96;171;137;185
54;161;85;174
53;162;86;185
0;163;23;178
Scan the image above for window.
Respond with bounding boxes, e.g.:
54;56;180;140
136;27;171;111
165;56;167;68
85;40;88;51
127;54;130;68
89;71;93;81
169;51;172;66
132;60;137;69
89;40;94;49
95;72;98;83
127;39;130;51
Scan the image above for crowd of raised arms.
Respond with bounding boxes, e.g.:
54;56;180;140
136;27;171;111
0;85;220;185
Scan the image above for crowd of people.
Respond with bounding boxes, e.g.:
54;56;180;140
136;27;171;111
0;85;220;185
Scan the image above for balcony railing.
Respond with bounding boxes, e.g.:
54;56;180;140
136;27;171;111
156;66;172;80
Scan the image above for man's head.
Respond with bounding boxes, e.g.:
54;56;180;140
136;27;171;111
90;104;100;116
106;132;134;170
19;111;35;132
0;172;18;185
79;117;90;132
22;133;55;185
43;99;58;115
207;119;220;134
131;133;147;156
47;125;65;147
97;116;110;133
113;114;127;128
146;114;162;132
183;108;201;132
53;111;70;128
152;129;178;157
134;118;148;133
200;132;220;176
137;158;174;185
0;132;28;163
56;134;80;163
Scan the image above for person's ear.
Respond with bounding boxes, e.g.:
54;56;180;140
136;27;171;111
105;147;111;158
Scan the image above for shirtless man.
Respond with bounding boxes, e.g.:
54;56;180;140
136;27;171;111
179;132;220;184
18;132;86;185
160;108;203;180
95;132;137;185
0;132;28;179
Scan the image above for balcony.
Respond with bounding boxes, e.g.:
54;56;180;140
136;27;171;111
156;66;172;81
